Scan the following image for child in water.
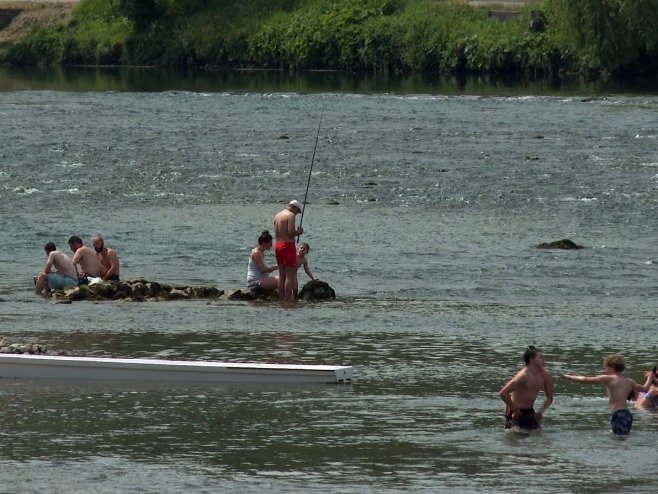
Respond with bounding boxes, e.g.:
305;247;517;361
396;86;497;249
296;243;316;282
563;354;649;436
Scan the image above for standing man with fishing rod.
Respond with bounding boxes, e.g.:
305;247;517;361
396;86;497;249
273;200;304;303
273;103;324;304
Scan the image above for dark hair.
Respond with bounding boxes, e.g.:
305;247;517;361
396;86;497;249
300;242;310;251
68;235;82;244
258;230;272;244
523;345;542;365
44;242;56;253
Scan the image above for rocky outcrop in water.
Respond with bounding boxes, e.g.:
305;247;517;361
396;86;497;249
49;279;335;303
0;337;46;354
536;239;584;249
298;279;336;301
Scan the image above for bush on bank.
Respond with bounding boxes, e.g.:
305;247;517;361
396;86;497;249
1;0;657;78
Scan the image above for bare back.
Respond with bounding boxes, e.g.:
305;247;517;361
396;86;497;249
49;251;77;279
604;375;633;411
273;209;296;242
72;245;102;277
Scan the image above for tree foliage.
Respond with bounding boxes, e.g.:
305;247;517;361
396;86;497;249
2;0;658;78
545;0;658;74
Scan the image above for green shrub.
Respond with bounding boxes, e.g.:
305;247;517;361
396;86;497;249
5;27;66;66
1;0;656;78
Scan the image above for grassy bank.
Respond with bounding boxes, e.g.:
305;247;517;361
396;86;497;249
1;0;657;79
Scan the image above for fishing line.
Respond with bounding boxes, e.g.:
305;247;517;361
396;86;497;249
298;102;325;242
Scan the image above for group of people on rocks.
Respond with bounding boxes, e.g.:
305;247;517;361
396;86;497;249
35;234;120;297
247;200;317;303
500;345;658;436
35;201;317;302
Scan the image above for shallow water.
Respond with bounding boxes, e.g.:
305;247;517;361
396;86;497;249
1;74;658;492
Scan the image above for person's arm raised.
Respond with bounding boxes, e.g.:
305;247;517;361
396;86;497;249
563;374;610;385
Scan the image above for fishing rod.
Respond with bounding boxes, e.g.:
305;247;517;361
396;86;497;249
298;102;325;243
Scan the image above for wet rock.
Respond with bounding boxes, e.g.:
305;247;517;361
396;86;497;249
146;281;162;297
0;339;47;355
192;286;221;298
248;286;279;302
298;280;336;301
223;288;253;301
168;288;191;300
536;239;584;250
130;282;148;300
44;278;336;304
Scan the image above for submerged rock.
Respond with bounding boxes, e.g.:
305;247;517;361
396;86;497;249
536;239;584;250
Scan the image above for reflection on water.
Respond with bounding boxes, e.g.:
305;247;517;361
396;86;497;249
2;66;658;95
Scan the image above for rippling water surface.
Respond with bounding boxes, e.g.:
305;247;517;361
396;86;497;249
1;73;657;493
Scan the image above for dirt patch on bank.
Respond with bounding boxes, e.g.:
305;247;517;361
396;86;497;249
0;1;77;44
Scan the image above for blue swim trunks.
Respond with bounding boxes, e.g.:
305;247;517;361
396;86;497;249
47;273;78;290
610;408;633;435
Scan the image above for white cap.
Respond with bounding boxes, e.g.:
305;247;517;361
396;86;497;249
289;200;303;212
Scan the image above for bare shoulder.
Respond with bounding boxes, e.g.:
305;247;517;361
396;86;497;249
507;367;529;384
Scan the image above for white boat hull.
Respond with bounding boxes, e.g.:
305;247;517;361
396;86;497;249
0;354;353;384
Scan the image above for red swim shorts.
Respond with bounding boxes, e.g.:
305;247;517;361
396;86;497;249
275;241;297;267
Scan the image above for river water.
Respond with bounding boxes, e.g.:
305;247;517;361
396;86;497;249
1;68;657;493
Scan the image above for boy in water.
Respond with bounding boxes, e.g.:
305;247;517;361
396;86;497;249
294;242;316;296
296;243;315;281
563;354;647;436
499;345;553;431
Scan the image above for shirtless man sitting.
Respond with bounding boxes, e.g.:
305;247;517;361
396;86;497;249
273;200;304;303
68;235;102;282
92;234;120;281
35;242;78;297
499;345;554;431
564;353;648;435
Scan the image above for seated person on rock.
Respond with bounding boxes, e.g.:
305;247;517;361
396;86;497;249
92;234;120;281
35;242;78;297
246;230;278;290
68;235;102;283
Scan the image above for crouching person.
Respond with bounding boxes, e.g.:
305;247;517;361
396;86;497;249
35;242;78;297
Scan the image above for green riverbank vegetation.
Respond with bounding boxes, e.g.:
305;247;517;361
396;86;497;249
1;0;657;79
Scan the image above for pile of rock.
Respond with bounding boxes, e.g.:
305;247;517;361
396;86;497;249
50;278;336;303
0;337;46;355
